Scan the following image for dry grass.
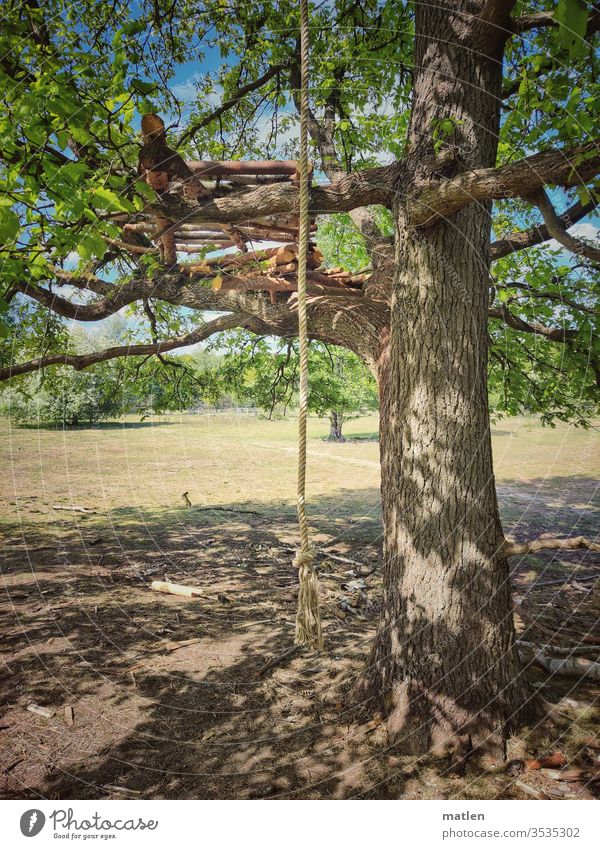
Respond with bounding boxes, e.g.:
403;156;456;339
3;412;598;510
0;413;598;800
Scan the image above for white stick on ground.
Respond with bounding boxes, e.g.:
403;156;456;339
150;580;203;599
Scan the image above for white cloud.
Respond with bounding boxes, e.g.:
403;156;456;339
547;222;600;253
570;222;600;241
172;75;223;106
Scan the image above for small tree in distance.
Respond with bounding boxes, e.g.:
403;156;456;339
212;331;378;439
308;344;379;440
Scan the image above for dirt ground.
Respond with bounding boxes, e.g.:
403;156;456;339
1;413;599;799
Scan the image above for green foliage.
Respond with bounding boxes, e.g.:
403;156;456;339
556;0;590;57
503;1;597;154
489;245;599;426
316;214;372;272
0;0;598;432
1;369;124;427
305;344;379;425
209;331;378;423
0;318;221;425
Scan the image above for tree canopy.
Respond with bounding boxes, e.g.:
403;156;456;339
212;331;378;429
0;0;596;438
0;0;598;428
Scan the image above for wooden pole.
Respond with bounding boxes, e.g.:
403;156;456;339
187;159;298;176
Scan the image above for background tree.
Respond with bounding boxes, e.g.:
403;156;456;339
1;0;599;755
1;315;220;424
213;331;378;437
308;344;379;440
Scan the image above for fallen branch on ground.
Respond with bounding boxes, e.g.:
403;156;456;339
160;637;205;652
503;536;600;557
193;506;263;516
517;640;600;656
103;785;142;796
27;703;55;718
256;644;301;677
515;780;549;800
541;769;586;782
129;637;209;671
150;580;203;598
521;649;600;682
321;550;364;567
530;572;600;587
516;605;600;645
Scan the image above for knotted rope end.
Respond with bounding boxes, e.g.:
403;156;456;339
293;548;324;651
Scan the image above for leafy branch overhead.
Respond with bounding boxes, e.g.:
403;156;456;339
0;0;599;427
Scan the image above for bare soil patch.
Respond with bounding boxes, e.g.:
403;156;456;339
1;415;598;799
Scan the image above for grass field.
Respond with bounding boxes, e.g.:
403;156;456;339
3;411;598;526
1;413;599;800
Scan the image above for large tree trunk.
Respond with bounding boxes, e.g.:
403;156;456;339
354;1;534;757
327;411;345;441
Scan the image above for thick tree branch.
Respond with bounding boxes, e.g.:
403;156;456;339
527;189;600;262
410;140;600;227
16;278;158;321
177;60;292;148
490;198;597;259
488;305;579;342
155;163;397;226
512;7;600;35
51;267;115;297
511;11;560;32
5;276;386;378
161;141;596;232
0;314;246;381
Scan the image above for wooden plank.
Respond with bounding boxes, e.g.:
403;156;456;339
123;222;156;234
267;259;298;274
224;174;292;185
176;242;235;252
174;230;227;239
216;274;363;298
187;160;298;176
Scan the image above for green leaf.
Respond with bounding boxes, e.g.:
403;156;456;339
77;231;107;261
91;187;133;213
0;207;20;245
555;0;589;57
131;78;157;95
134;180;157;202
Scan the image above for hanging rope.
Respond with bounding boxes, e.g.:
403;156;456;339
294;0;323;650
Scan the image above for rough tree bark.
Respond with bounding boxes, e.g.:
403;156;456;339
327;411;345;442
353;1;534;757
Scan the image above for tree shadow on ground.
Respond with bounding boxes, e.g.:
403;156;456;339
0;477;598;799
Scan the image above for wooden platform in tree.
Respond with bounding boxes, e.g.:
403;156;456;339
123;114;369;302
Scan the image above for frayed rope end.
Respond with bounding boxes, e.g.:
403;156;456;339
293;548;324;650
